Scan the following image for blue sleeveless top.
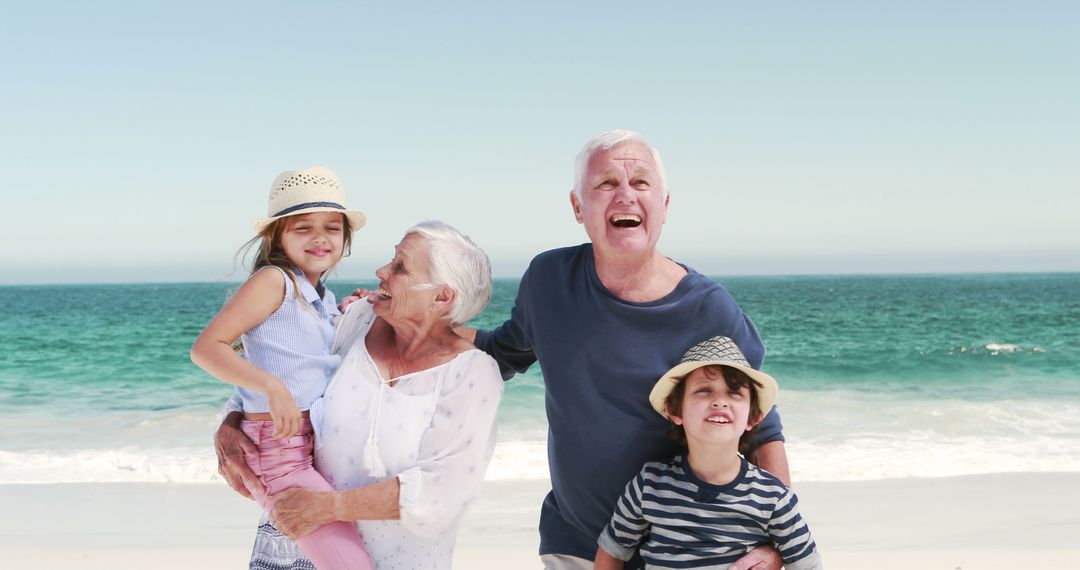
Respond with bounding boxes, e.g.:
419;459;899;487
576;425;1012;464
237;266;341;416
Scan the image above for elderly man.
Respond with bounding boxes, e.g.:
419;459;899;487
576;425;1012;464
461;130;790;570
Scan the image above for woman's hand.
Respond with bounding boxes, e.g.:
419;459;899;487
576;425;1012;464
270;488;337;539
266;382;303;439
214;412;265;499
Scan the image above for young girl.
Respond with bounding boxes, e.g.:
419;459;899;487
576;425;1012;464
192;166;374;570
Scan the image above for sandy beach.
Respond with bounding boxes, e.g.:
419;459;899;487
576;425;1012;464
3;472;1078;569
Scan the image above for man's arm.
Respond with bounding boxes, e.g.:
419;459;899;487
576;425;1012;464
750;440;790;486
594;546;624;570
467;267;538;380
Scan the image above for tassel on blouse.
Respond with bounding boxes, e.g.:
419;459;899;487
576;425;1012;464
362;381;389;477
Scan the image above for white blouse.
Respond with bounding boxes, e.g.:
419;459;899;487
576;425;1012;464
315;302;504;570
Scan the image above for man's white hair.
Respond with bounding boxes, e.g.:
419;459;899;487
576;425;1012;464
572;129;668;197
405;220;493;326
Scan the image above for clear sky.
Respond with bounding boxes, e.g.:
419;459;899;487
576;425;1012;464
2;1;1077;284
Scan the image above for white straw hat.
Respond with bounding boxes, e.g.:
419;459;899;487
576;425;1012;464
252;166;367;233
649;336;779;421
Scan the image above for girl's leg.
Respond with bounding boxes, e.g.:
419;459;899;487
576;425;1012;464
242;419;374;570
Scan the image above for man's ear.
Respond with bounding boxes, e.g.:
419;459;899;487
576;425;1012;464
570;190;584;224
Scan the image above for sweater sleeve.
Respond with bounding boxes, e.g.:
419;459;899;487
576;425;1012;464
597;470;649;562
396;352;505;537
750;405;785;446
768;488;822;570
474;265;537;380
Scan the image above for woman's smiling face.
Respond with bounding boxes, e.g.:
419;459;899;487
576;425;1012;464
370;233;438;323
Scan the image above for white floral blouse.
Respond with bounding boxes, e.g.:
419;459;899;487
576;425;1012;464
245;301;504;570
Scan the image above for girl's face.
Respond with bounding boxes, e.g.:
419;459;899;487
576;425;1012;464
279;212;346;283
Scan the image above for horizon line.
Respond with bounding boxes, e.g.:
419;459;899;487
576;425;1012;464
4;269;1078;287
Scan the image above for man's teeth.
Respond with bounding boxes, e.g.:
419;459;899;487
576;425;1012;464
610;214;642;227
375;288;392;299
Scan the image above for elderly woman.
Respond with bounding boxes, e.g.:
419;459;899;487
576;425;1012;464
214;220;503;569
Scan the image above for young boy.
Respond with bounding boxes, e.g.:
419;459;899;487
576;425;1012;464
595;336;822;570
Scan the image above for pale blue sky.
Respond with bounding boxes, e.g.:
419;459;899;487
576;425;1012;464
2;1;1077;284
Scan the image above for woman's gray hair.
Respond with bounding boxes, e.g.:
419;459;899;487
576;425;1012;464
406;220;493;326
572;129;668;197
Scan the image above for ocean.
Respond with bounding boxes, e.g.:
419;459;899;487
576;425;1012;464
2;273;1078;485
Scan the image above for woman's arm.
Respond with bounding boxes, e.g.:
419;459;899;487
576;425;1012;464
191;268;301;438
270;351;504;539
214;410;265;499
270;477;401;539
395;352;504;536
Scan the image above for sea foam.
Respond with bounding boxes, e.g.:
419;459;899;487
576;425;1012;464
5;397;1080;485
0;448;219;485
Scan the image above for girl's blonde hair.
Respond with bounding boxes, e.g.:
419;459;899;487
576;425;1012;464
235;214;354;304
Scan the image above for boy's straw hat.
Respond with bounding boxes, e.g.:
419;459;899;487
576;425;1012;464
252;166;367;233
649;336;779;421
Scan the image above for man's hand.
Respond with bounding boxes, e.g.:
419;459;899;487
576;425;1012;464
727;544;781;570
594;547;624;569
270;488;335;539
214;413;264;498
338;288;374;314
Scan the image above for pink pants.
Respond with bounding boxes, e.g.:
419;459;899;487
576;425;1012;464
241;419;373;570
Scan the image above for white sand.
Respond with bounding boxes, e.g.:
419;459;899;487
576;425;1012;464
2;473;1078;569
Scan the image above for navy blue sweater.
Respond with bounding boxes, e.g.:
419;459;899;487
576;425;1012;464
475;244;784;563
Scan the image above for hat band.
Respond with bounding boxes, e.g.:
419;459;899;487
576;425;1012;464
272;201;346;218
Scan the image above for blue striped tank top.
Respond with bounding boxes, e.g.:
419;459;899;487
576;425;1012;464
236;265;341;415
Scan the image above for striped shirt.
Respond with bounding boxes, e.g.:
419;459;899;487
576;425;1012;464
236;266;341;416
599;455;822;570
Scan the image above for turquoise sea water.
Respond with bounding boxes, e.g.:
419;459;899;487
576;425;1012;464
2;273;1078;483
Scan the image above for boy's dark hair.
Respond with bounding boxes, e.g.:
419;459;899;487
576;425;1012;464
664;364;763;457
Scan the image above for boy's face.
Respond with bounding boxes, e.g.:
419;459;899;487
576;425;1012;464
670;366;756;451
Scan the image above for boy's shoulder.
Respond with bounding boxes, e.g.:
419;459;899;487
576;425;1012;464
635;455;688;484
742;459;792;493
641;455;682;471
